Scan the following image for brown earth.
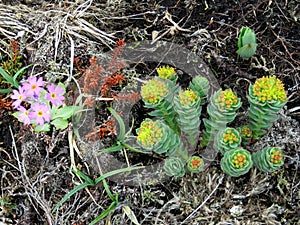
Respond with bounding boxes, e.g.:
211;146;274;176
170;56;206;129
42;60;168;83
0;1;299;224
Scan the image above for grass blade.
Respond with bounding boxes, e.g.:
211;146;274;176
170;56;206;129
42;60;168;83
108;107;125;141
94;166;144;184
52;182;92;212
89;202;117;225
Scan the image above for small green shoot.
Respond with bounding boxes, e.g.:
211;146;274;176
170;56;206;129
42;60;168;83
236;26;257;58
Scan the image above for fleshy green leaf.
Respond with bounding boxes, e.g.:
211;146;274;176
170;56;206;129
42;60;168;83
236;43;258;58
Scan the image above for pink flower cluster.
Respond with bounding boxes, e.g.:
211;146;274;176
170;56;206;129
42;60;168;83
10;76;65;126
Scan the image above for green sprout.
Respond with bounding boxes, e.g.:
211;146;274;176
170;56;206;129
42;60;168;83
252;147;284;172
163;157;186;178
214;127;241;154
221;148;253;177
187;156;204;173
201;89;242;147
248;76;287;139
236;26;258;58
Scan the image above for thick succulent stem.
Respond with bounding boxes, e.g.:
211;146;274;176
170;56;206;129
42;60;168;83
201;89;242;148
174;89;202;147
248;76;287;139
141;78;180;134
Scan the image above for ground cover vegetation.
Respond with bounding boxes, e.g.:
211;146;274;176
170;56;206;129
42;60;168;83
0;0;299;224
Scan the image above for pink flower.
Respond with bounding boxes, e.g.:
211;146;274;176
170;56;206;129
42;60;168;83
11;86;27;108
29;103;51;126
17;106;31;125
46;83;65;106
22;76;45;97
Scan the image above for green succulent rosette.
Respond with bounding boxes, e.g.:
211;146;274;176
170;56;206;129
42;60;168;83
187;156;204;173
141;78;179;133
252;147;284;172
156;65;178;82
201;89;242;147
163;157;186;178
248;76;287;139
136;119;181;155
189;75;210;104
221;148;253;177
173;89;202;146
214;127;241;154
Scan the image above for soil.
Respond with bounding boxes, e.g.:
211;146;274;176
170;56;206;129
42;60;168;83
0;1;299;225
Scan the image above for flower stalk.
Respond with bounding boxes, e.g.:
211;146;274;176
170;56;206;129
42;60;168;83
248;76;287;139
174;89;202;147
141;78;179;133
201;89;242;147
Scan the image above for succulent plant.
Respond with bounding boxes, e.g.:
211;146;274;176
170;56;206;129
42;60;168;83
174;89;202;146
156;65;177;82
237;125;253;144
163;157;186;178
186;156;204;173
236;26;257;59
136;118;182;156
252;147;284;172
189;75;210;104
248;76;287;139
201;89;242;147
141;78;179;133
214;127;241;154
221;148;253;177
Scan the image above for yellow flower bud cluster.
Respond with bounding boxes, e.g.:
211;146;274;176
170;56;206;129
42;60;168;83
231;152;248;169
141;79;168;104
253;76;287;103
270;148;283;164
179;89;199;106
241;126;252;138
215;89;238;109
156;66;176;79
223;129;240;144
137;120;163;147
189;157;202;169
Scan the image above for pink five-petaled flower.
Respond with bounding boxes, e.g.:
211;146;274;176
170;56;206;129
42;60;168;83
46;83;65;106
22;76;45;98
17;106;31;125
29;103;51;126
11;86;27;108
